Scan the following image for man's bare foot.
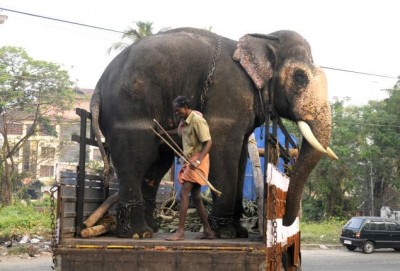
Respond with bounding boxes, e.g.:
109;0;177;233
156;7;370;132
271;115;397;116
165;232;185;241
195;232;215;240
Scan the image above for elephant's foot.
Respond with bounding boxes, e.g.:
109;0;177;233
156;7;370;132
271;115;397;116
116;200;153;239
234;221;249;238
209;215;236;239
213;224;237;239
209;215;249;239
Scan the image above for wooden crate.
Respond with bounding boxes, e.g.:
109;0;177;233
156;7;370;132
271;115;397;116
58;171;118;239
58;171;175;239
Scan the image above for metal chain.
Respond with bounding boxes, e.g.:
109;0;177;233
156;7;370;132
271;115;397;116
272;186;278;271
117;200;143;233
208;214;234;230
199;35;222;111
50;185;59;270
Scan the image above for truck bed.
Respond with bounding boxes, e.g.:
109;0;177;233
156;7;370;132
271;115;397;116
55;232;266;271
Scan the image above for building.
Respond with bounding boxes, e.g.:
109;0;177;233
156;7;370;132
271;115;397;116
2;88;100;187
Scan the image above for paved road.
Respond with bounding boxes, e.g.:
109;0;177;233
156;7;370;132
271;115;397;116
302;247;400;271
1;248;399;270
0;255;53;271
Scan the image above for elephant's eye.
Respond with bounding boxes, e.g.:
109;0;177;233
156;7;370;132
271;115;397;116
293;69;309;88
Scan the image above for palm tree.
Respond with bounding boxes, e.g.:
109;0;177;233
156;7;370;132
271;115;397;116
108;21;154;54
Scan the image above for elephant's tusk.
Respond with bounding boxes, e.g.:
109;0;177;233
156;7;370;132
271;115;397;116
297;121;327;154
326;147;339;160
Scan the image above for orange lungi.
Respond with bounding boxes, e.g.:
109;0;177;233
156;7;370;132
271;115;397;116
178;153;209;186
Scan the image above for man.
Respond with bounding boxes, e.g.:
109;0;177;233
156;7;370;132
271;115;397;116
166;96;215;241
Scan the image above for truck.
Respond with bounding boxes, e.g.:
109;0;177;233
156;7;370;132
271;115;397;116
52;107;301;271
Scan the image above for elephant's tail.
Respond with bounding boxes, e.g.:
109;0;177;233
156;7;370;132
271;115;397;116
90;87;113;187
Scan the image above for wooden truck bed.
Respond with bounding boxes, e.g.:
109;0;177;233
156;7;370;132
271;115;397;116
55;232;266;271
54;171;267;270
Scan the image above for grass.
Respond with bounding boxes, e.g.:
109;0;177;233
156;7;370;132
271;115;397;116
300;218;346;244
6;245;31;255
0;200;53;239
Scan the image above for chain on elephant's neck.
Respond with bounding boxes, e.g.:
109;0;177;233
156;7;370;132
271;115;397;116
199;35;222;112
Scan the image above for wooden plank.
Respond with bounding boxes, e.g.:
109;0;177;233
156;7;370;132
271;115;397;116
60;218;75;232
55;248;266;271
71;134;99;147
85;174;102;181
60;171;78;178
61;202;76;215
59;178;78;185
84;188;103;198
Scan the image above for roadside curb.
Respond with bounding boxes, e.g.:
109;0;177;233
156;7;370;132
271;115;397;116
301;243;343;250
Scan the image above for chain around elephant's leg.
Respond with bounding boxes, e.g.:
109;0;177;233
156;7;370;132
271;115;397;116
116;200;153;239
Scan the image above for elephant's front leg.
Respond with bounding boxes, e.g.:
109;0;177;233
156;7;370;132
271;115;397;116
208;136;246;239
232;140;250;238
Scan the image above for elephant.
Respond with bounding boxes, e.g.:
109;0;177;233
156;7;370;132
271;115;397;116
90;27;337;239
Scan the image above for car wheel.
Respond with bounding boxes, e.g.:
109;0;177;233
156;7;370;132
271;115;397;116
362;241;374;254
346;245;356;251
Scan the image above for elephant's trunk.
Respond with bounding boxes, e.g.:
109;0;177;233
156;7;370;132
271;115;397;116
283;137;324;226
279;65;334;226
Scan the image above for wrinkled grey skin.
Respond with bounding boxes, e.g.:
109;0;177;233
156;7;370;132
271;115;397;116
90;27;332;238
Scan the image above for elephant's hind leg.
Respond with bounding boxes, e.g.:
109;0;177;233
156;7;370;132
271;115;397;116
110;131;157;239
142;144;174;232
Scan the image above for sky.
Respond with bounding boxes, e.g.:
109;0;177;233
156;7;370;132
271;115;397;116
0;0;399;105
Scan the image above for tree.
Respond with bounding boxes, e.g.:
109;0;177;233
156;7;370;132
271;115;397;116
108;21;155;54
303;98;363;220
358;81;400;215
303;80;400;220
0;46;74;206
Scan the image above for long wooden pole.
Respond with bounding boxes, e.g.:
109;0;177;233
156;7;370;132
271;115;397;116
150;127;222;196
153;119;185;156
83;192;119;228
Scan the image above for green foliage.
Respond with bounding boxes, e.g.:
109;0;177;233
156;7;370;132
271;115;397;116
301;197;325;221
303;80;400;220
13;179;44;201
108;21;154;54
0;46;74;206
0;202;52;238
301;218;345;244
6;245;31;255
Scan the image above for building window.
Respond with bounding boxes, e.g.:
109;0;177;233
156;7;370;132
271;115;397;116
23;142;30;171
38;124;56;136
41;147;55;159
7;123;23;135
40;165;54;177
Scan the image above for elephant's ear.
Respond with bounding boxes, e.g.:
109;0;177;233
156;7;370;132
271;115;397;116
233;34;274;90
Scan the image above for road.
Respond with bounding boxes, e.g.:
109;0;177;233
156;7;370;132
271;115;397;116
302;247;400;271
0;255;53;271
0;248;399;270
